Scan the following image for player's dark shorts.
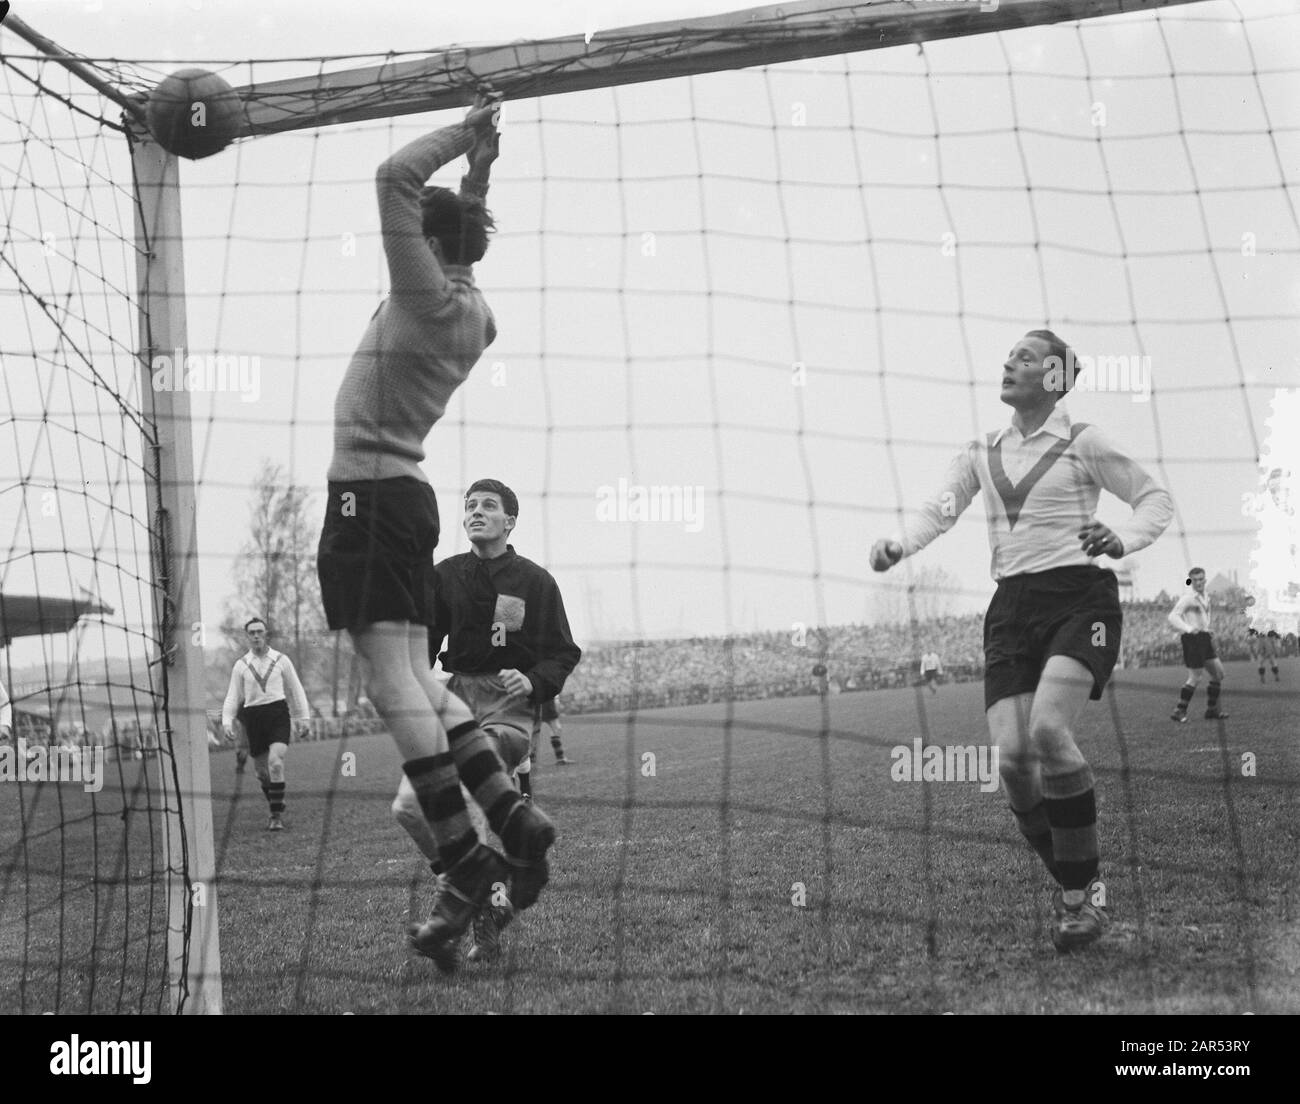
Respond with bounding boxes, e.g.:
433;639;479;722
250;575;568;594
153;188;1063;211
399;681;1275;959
983;564;1122;710
241;700;291;759
923;670;938;684
317;476;439;632
1181;631;1218;668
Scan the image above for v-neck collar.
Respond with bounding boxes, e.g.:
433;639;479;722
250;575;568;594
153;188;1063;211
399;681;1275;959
243;650;280;693
987;420;1088;530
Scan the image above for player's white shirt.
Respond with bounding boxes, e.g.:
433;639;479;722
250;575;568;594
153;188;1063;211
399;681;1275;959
920;652;942;673
221;648;310;728
1168;591;1211;634
895;407;1173;580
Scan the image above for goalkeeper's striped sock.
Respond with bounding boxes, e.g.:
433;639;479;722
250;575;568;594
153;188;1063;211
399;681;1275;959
402;753;477;871
446;721;522;837
1175;683;1194;712
1010;801;1059;882
1042;766;1099;894
267;781;286;817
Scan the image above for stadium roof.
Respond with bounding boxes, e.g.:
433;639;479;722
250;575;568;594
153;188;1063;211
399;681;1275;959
0;592;114;647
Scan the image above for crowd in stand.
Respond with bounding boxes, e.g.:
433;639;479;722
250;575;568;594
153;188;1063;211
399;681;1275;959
8;604;1295;746
560;603;1297;714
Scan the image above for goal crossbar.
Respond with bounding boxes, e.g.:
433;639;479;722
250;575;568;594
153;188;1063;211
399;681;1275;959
232;0;1213;138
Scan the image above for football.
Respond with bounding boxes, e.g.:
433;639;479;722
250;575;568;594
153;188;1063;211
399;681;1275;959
145;68;243;159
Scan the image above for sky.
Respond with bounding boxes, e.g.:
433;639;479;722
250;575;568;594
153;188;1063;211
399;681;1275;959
2;0;1299;679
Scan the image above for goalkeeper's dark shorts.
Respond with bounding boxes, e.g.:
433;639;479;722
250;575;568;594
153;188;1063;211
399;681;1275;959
317;476;440;632
983;565;1122;710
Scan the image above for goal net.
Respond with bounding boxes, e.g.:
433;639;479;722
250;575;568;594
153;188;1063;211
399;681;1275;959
3;0;1296;1013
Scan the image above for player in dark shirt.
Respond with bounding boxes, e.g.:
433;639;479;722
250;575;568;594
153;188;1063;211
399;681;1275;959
393;478;581;961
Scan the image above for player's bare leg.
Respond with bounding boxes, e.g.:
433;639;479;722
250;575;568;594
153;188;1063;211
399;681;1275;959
988;691;1059;887
251;751;280;830
353;621;505;972
397;626;553;926
1028;656;1107;951
1171;665;1203;723
1203;657;1228;719
265;741;288;829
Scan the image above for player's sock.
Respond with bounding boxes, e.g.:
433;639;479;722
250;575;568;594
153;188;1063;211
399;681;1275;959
1272;665;1279;680
516;756;532;798
1259;666;1267;683
551;735;565;760
1207;680;1222;711
402;753;477;871
1175;684;1194;712
268;781;286;817
260;781;272;807
445;721;522;837
1010;801;1059;882
1042;766;1098;896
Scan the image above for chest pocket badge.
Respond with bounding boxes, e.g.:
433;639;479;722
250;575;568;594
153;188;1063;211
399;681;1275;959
494;594;526;633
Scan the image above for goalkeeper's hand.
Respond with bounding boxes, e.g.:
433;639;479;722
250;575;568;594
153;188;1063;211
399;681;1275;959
499;669;533;700
869;539;903;572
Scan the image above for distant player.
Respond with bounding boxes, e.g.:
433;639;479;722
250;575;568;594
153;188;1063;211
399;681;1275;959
1266;628;1285;673
531;696;573;767
870;330;1173;951
1167;568;1228;722
391;479;581;962
1250;624;1282;683
220;617;311;830
919;650;942;693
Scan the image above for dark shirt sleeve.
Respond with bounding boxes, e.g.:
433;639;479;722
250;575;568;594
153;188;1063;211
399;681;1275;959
428;561;454;669
525;571;582;704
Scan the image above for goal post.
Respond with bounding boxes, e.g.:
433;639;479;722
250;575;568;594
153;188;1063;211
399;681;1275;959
130;134;223;1015
1;10;220;1014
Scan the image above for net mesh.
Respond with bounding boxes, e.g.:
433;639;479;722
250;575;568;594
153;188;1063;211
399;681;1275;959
3;0;1298;1013
0;48;187;1013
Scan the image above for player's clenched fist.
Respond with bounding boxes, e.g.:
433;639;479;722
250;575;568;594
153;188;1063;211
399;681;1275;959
869;539;903;572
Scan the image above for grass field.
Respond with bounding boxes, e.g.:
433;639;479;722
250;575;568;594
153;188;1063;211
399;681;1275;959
4;660;1298;1014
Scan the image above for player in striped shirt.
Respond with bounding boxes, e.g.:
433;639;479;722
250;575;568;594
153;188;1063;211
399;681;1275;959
220;617;311;830
870;330;1173;952
315;94;557;973
1167;568;1229;722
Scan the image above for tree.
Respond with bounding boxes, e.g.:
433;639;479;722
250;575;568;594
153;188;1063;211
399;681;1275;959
221;460;352;714
871;564;962;626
